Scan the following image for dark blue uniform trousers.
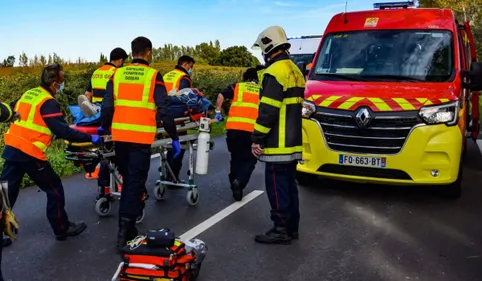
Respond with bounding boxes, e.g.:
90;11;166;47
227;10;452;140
226;130;257;187
264;161;300;233
114;142;150;220
0;160;70;235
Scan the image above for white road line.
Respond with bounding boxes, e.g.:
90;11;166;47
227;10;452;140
179;190;264;241
151;153;160;159
476;140;482;155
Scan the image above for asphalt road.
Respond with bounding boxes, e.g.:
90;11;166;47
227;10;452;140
2;136;482;281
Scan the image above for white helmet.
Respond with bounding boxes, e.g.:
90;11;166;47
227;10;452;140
252;26;291;55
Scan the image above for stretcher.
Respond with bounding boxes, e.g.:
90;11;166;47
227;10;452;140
64;114;216;224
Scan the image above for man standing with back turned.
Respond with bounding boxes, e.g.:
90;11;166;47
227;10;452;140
250;26;306;244
100;36;181;251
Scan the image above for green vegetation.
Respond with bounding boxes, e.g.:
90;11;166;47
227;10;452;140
0;59;242;188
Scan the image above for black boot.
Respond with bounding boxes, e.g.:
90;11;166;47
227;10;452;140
289;231;299;240
116;217;138;253
2;236;12;247
231;180;243;201
56;221;87;241
254;226;292;244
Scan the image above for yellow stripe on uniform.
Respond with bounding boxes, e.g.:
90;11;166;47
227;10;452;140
367;97;391;111
392;98;415;110
338;97;364;110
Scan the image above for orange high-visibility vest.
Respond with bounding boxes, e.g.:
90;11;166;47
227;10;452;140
91;64;116;103
4;87;54;160
225;82;260;132
163;69;187;93
111;63;158;144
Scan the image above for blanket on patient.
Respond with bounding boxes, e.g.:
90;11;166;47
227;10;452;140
69;88;214;126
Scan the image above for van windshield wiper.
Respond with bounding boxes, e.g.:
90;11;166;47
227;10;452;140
359;74;424;82
314;73;366;81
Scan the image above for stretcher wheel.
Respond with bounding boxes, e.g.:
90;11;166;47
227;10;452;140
94;197;111;217
153;181;166;201
186;188;199;206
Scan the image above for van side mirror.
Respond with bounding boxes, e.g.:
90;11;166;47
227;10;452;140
296;61;308;76
463;62;482;91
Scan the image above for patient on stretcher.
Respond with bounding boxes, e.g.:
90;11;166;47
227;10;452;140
69;88;213;128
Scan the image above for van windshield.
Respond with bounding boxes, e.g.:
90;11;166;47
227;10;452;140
310;30;454;82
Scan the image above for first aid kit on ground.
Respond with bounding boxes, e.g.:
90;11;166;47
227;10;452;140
111;229;207;281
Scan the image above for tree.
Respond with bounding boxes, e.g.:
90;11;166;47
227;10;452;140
39;55;47;66
99;53;107;63
18;52;28;67
418;0;482;58
217;46;260;67
1;56;15;67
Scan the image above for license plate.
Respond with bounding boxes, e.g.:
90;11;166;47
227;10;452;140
339;154;386;168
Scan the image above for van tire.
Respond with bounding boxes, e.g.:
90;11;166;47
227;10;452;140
296;172;318;186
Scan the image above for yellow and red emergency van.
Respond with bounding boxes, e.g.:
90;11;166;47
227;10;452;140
296;1;482;198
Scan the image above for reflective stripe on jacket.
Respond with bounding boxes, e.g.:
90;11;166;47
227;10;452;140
163;69;186;94
226;82;260;132
91;64;116;103
4;87;54;160
0;102;13;123
254;58;305;163
111;64;158;144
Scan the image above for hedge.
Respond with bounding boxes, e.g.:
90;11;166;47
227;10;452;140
0;62;243;188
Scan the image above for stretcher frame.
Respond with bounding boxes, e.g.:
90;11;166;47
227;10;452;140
64;116;215;224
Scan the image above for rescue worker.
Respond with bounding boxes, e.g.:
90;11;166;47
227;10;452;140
214;68;260;201
78;47;128;117
100;36;181;251
255;64;266;83
0;101;20;281
78;47;128;198
162;55;196;182
250;26;305;244
0;64;100;243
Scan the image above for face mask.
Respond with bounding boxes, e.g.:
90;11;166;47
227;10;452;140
188;68;193;75
56;81;64;94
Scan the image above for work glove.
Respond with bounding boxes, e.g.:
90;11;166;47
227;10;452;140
215;112;223;123
172;140;181;159
91;134;102;145
0;182;19;240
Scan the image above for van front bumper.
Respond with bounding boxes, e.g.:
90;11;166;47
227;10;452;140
297;118;463;185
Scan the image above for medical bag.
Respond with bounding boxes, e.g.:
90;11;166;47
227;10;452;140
116;229;205;281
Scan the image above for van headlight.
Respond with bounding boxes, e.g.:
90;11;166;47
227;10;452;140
419;101;458;126
302;100;316;119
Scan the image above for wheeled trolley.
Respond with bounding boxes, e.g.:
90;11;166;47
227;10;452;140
64;116;215;222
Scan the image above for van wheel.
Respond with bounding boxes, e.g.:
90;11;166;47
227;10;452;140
440;162;463;199
296;172;317;186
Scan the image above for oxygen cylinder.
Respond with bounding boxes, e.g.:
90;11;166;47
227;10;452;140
195;118;211;175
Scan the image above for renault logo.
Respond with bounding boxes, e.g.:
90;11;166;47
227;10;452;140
355;108;372;128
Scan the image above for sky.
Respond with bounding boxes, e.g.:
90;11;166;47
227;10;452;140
0;0;378;65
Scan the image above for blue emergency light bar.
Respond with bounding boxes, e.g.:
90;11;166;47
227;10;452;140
373;1;415;9
287;35;322;40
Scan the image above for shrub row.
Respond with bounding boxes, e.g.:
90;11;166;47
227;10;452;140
0;62;241;187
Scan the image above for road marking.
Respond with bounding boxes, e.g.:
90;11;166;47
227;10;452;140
179;190;264;241
151;153;160;159
477;140;482;155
